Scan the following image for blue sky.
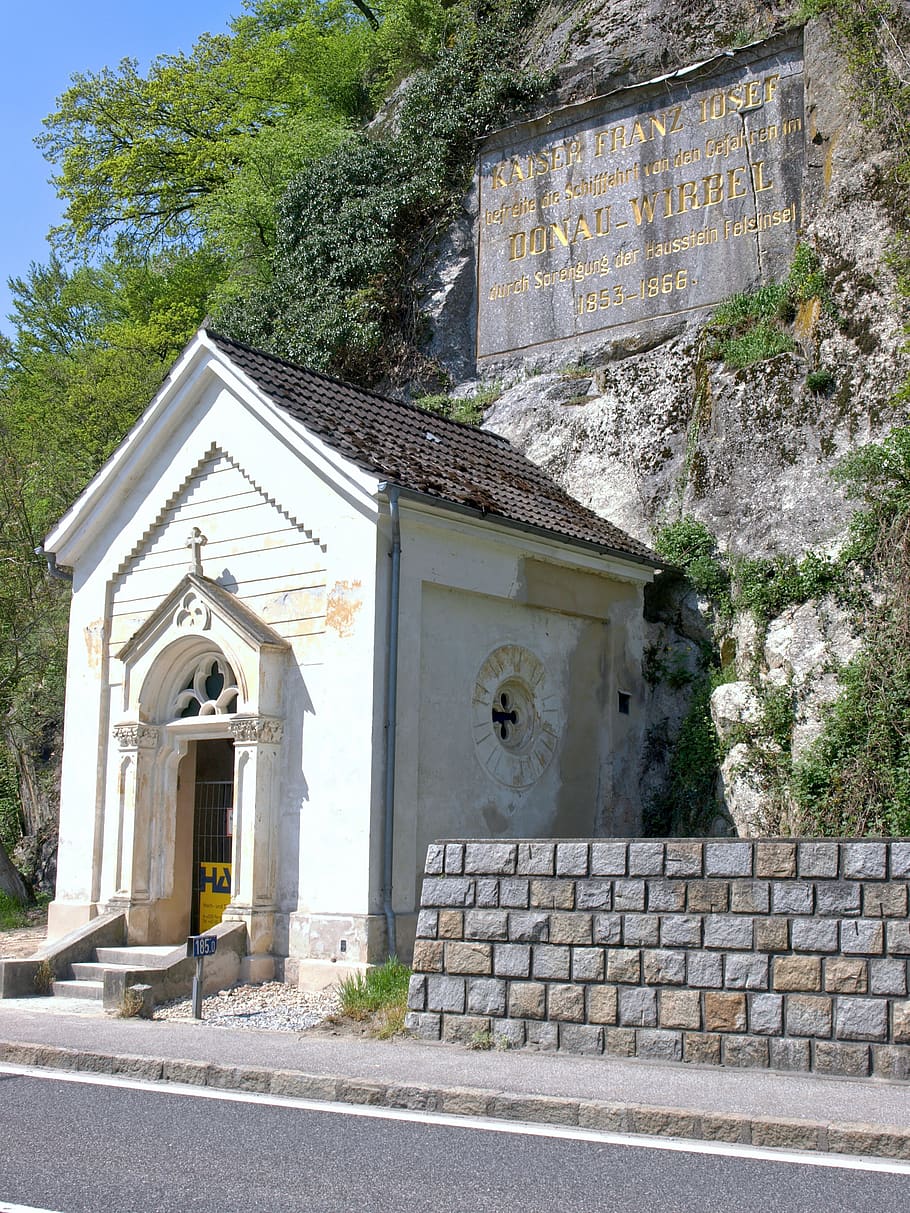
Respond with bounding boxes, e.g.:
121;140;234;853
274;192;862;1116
0;1;237;335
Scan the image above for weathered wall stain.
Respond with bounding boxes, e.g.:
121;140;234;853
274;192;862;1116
326;580;363;637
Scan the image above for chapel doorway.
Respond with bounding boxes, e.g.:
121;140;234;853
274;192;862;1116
190;738;235;934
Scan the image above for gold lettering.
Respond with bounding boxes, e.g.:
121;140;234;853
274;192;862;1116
727;165;746;198
751;161;774;192
677;180;701;214
629;194;659;225
703;173;724;206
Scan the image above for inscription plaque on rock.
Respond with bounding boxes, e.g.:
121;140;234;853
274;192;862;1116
476;35;804;363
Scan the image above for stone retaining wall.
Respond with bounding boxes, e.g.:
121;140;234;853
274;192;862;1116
405;839;910;1079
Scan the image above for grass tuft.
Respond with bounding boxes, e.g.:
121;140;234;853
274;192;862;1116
337;956;411;1038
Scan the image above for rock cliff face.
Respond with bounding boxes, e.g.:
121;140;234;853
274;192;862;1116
421;2;909;835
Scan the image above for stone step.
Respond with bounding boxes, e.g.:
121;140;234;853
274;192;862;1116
71;962;136;981
52;979;103;1001
94;945;179;968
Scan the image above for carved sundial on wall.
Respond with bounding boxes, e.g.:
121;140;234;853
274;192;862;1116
472;644;561;789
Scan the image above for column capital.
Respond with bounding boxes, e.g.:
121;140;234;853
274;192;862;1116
113;723;159;750
228;715;284;745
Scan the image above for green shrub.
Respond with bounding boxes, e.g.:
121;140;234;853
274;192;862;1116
0;891;28;930
415;381;502;425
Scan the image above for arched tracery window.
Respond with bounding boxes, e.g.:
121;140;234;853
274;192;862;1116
173;654;239;719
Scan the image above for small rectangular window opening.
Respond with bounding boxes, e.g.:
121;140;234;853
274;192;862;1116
618;691;631;715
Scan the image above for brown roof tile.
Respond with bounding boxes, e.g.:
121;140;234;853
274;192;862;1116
207;330;657;566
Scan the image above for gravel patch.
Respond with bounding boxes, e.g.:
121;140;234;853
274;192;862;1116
154;981;342;1032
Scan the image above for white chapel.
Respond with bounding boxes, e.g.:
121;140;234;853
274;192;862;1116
43;328;659;984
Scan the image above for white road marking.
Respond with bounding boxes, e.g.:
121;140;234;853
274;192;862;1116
2;1061;910;1177
0;1204;64;1213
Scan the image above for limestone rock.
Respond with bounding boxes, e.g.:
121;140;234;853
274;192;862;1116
710;681;761;743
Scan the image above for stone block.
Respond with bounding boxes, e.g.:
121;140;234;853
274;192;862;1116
607;948;641;984
722;1035;769;1068
404;1011;442;1040
703;992;747;1033
529;879;575;910
425;843;444;875
684;1032;722;1066
443;1014;491;1045
687;881;729;913
438;910;464;939
444;843;465;874
769;1037;811;1072
843;842;887;880
705;842;753;878
888;921;910;954
791;917;839;953
416;910;438;939
864;883;908;918
628;842;665;876
613;880;646;912
797;841;839;879
445;942;492;976
786;994;832;1037
475;878;500;908
724;952;768;991
659;989;701;1030
603;1027;637;1056
467;977;507;1017
643;948;686;985
559;1023;604;1054
525;1021;559;1049
665;842;703;878
873;1044;910;1080
421;877;474;907
407;974;427;1011
412;940;444;973
704;914;753;950
499;878;530;908
751;1119;821;1151
571;947;605;982
636;1029;682;1061
893;1001;910;1043
592;913;622;945
841;918;884;955
618;987;657;1027
575;880;612;911
507;911;549;943
493;943;531;978
687;951;724;988
516;842;555;876
586;985;618;1024
730;881;770;914
755;842;796;878
548;983;585;1022
531;944;571;981
748;993;783;1035
660;915;702;948
824;958;868;994
426;974;466;1013
550;912;592;945
773;956;821;992
647;881;686;912
464;842;516;875
815;881;861;916
834;996;889;1042
890;842;910;878
870;959;907;996
556;842;589;876
771;881;813;914
464;909;508;940
590;841;627;876
622;914;660;947
508;981;546;1020
814;1041;870;1077
492;1019;526;1050
754;918;789;952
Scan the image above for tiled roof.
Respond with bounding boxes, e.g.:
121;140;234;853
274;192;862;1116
207;330;657;566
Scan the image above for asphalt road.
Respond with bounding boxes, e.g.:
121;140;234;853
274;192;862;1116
1;1068;909;1213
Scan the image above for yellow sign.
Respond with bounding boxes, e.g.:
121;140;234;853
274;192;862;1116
198;862;231;932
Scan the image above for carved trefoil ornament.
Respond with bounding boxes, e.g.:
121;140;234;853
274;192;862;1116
472;644;561;788
174;590;212;631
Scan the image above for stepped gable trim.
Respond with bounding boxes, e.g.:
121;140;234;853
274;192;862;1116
205;330;659;568
112;442;325;589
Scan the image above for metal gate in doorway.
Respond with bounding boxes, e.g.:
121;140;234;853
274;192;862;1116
192;779;233;934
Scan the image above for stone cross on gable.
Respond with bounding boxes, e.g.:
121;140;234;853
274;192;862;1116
186;527;208;576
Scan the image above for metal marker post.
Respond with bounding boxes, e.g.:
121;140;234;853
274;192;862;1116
186;934;218;1019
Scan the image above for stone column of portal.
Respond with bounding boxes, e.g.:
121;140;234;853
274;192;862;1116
223;715;283;982
105;723;160;941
